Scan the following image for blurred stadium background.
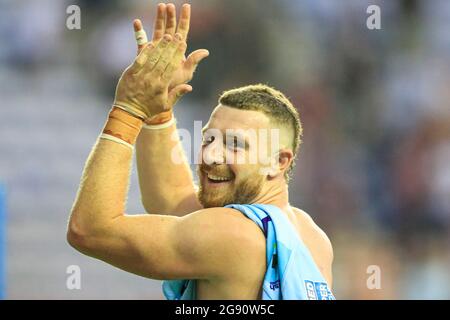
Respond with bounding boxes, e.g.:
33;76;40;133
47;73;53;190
0;0;449;299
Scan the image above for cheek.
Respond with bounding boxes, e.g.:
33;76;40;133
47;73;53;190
227;164;238;178
232;163;261;181
196;165;202;177
247;145;267;167
199;144;212;162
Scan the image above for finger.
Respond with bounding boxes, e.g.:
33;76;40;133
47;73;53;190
184;49;209;73
139;34;173;74
152;34;180;77
128;42;156;73
162;38;187;82
168;84;192;106
176;3;191;41
165;3;177;36
152;3;166;42
133;19;148;53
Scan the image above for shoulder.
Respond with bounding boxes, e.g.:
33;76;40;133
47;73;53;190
178;207;264;240
173;207;266;278
293;207;333;255
292;207;334;285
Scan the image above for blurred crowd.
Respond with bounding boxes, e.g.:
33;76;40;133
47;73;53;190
1;0;449;299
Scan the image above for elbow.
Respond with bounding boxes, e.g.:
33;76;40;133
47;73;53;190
67;212;114;256
141;199;155;215
141;197;169;215
67;221;85;251
66;218;94;254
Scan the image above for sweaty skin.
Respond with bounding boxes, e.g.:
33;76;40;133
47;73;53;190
67;3;333;299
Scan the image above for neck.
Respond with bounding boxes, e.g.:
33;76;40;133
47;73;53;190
251;177;290;211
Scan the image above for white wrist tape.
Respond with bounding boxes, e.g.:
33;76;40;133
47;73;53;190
142;117;176;130
134;29;148;46
100;133;134;150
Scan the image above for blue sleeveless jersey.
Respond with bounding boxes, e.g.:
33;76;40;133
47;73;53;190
162;203;335;300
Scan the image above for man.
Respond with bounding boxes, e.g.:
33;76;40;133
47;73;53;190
67;3;334;300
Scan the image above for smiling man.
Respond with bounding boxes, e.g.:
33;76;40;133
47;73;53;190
195;88;300;209
67;3;334;300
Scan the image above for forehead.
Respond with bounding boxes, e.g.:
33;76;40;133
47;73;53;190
206;104;271;131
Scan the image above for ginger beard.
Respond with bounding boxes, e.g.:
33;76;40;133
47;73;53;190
196;163;266;208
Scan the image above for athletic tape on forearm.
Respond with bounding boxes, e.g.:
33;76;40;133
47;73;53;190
144;110;174;127
100;107;143;148
142;117;176;130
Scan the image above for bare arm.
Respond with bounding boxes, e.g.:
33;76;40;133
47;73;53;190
134;4;207;215
136;124;202;215
67;15;244;280
68;134;256;280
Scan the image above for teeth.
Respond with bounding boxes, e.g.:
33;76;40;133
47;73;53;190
207;173;230;181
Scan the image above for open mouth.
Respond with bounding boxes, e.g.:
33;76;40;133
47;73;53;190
206;172;233;184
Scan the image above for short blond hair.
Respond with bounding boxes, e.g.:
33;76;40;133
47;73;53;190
219;84;302;181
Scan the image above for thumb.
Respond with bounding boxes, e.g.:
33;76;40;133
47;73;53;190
184;49;209;74
168;84;193;107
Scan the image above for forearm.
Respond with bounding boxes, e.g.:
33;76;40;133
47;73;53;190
69;108;141;235
69;138;132;233
136;120;202;215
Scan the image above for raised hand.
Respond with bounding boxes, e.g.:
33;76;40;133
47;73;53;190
113;32;188;120
134;3;209;94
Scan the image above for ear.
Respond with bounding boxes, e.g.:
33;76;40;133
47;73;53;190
267;149;293;179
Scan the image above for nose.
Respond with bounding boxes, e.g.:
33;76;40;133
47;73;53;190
202;139;225;165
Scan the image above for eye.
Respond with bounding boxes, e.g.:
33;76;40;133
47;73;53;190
202;135;215;145
226;136;245;151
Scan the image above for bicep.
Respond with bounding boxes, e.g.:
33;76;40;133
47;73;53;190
84;214;205;280
83;210;240;281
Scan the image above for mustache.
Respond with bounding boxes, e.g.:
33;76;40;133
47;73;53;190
199;164;234;178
